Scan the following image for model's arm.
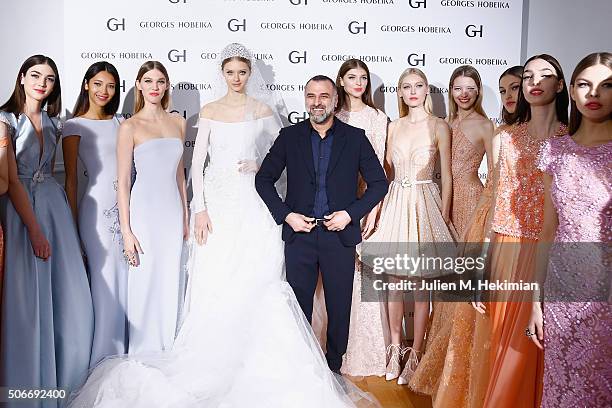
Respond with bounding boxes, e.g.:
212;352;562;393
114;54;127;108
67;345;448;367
436;120;453;223
528;173;558;350
344;131;388;224
191;116;213;245
361;113;389;238
62;132;80;222
175;116;189;240
384;120;396;182
1;122;51;259
0;131;8;194
117;120;142;265
481;119;495;178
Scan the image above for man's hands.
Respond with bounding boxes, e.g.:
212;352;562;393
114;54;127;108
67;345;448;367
285;211;352;233
323;211;351;231
285;213;315;232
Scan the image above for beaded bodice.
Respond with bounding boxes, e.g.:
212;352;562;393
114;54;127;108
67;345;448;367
492;122;568;239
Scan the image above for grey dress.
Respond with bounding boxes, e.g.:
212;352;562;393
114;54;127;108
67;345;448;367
0;111;93;407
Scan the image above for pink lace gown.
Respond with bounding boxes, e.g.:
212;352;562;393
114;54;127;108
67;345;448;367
312;106;390;376
537;134;612;408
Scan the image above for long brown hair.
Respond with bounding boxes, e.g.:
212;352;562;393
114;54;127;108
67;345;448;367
499;65;523;124
448;65;486;122
335;59;378;112
513;54;569;125
397;68;432;118
134;61;170;114
0;55;62;117
569;52;612;135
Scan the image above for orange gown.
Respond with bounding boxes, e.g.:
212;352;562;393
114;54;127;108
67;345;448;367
482;122;566;408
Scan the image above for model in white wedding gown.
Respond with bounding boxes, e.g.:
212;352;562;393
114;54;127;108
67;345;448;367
68;115;376;408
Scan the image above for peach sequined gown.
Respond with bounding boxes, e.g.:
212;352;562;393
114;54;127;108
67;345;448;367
409;119;488;406
450;119;485;236
482;122;567;408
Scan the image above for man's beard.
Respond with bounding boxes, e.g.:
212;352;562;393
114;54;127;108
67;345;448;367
309;105;334;124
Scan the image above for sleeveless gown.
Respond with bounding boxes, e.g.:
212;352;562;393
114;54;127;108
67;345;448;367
63;116;129;366
68;117;375;407
450;119;485;237
408;118;487;404
364;121;457;274
0;111;94;407
127;137;184;354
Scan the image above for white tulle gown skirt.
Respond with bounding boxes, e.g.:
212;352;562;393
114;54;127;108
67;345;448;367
69;170;377;408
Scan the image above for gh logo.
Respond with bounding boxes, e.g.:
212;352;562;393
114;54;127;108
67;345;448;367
288;111;308;124
168;0;187;3
228;18;246;32
465;24;483;37
289;0;307;4
348;21;367;34
288;51;307;64
106;18;125;31
408;0;426;8
168;49;187;63
407;53;426;66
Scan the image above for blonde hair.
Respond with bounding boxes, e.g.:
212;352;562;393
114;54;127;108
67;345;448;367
134;61;170;114
397;68;433;118
448;65;486;122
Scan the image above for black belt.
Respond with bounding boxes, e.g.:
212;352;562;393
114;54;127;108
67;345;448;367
312;218;327;227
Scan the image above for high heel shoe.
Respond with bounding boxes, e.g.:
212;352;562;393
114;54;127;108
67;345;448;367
385;344;402;381
397;347;421;385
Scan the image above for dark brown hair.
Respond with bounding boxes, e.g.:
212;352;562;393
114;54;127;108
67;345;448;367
335;59;378;112
513;54;569;125
448;65;487;122
134;61;170;114
0;54;62;117
73;61;121;117
569;52;612;135
498;65;523;124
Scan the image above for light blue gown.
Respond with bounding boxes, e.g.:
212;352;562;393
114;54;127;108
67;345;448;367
0;111;93;408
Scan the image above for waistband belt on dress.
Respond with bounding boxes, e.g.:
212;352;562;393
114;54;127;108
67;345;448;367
19;171;52;184
397;177;433;188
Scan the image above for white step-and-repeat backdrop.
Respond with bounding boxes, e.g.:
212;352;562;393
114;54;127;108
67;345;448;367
63;0;523;172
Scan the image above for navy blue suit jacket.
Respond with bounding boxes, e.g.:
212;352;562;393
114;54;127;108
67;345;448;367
255;118;388;247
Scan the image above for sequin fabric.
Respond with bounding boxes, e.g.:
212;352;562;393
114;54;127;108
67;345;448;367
450;120;485;236
537;134;612;408
492;123;567;240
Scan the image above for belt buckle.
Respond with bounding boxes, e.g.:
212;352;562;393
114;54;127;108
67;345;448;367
313;218;326;227
32;170;45;183
400;177;412;188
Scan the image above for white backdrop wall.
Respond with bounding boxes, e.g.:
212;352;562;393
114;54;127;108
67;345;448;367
2;0;524;170
1;0;611;174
